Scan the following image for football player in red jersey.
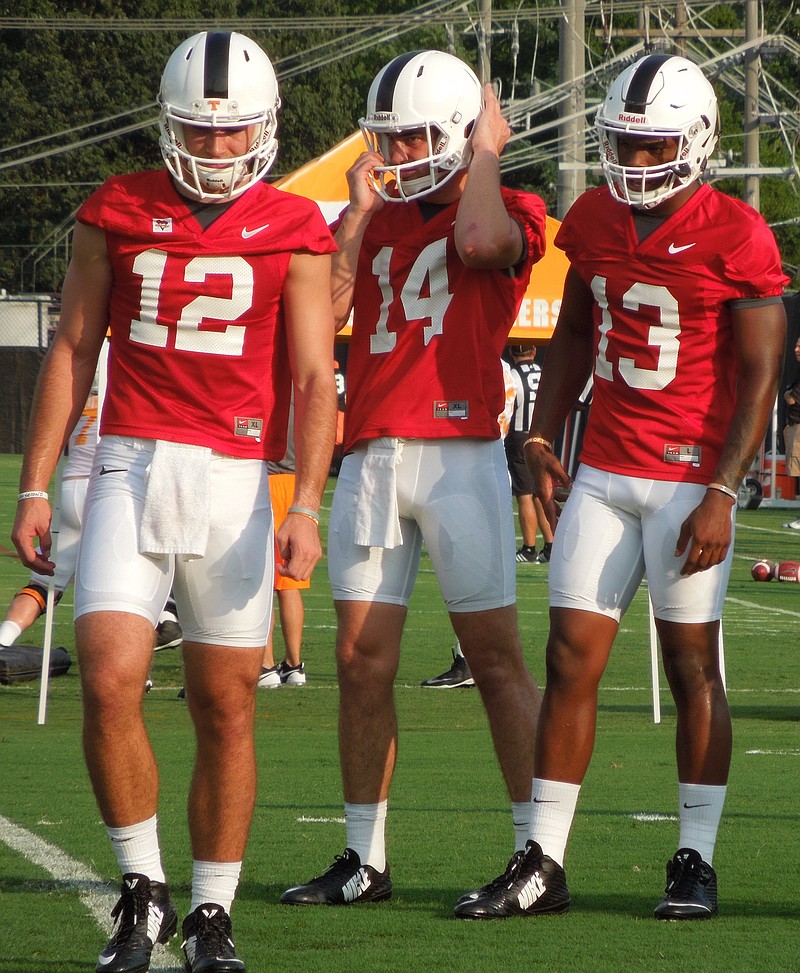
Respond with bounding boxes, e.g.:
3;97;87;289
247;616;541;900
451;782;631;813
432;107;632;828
467;54;787;922
12;32;337;973
280;50;547;913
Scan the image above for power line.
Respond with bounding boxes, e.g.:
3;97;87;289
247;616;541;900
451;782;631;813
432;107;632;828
0;3;735;32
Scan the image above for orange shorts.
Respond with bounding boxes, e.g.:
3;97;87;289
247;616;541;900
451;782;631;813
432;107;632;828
269;472;311;591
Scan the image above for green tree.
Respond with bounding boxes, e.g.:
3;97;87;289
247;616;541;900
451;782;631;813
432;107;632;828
1;1;798;292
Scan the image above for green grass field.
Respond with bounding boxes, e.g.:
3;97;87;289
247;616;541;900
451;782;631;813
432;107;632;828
0;453;798;973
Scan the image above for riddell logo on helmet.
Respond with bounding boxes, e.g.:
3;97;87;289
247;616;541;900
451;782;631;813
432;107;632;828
618;112;645;123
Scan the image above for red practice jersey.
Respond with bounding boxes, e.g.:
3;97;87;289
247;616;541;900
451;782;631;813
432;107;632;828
341;188;547;449
557;183;788;483
77;170;336;460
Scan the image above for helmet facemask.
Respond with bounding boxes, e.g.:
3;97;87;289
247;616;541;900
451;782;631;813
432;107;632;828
159;111;278;201
359;117;471;202
597;122;708;209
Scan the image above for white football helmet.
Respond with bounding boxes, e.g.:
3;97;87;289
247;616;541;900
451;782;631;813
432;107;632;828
359;50;483;202
158;31;280;201
595;53;718;209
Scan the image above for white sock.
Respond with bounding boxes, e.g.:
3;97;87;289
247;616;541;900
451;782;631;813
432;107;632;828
529;778;581;867
190;860;242;914
344;800;387;872
512;801;531;852
0;620;22;646
677;782;727;865
107;814;166;882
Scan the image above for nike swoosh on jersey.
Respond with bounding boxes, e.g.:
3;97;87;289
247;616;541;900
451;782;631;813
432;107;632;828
241;223;271;238
668;242;696;254
99;466;128;475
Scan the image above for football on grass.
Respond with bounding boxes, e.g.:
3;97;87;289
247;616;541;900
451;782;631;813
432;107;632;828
776;561;800;582
751;560;774;582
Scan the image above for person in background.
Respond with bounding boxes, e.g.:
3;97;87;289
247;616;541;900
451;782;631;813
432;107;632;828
280;49;546;912
505;344;554;565
0;380;99;651
260;401;310;688
12;31;336;973
457;54;787;922
0;342;182;662
781;336;800;529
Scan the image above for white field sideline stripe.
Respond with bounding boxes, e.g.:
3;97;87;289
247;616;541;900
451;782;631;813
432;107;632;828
297;815;346;824
746;749;800;755
734;523;797;536
0;814;182;973
628;813;677;822
725;596;800;619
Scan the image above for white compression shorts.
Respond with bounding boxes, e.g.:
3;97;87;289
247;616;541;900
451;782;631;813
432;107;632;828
328;437;516;613
74;436;274;647
549;465;734;623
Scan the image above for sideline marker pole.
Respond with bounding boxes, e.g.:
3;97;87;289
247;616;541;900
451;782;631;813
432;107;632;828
37;453;64;726
648;592;661;724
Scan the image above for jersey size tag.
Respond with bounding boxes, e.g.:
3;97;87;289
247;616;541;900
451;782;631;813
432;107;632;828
663;444;701;467
433;400;469;420
235;417;263;441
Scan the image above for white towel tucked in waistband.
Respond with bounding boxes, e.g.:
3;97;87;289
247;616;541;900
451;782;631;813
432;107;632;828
353;438;404;549
139;441;211;558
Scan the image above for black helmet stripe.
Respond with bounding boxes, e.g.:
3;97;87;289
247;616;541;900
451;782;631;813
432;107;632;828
204;31;232;99
624;53;672;113
374;50;422;113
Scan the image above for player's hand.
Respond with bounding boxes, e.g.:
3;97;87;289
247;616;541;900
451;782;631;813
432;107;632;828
470;84;511;158
276;512;323;582
11;497;55;576
346;151;386;216
675;490;734;576
524;441;571;533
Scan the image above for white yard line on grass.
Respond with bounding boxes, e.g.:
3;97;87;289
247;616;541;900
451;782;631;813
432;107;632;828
734;523;800;536
0;814;182;973
746;749;800;756
726;596;800;618
627;813;678;822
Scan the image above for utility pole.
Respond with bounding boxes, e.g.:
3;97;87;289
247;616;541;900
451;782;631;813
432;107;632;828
744;0;761;211
674;1;688;57
478;0;492;84
557;0;586;219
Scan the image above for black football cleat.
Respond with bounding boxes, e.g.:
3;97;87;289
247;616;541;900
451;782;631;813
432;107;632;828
653;848;718;920
96;872;177;973
280;848;392;905
421;653;475;688
154;618;182;651
278;660;306;686
454;841;570;919
181;903;245;972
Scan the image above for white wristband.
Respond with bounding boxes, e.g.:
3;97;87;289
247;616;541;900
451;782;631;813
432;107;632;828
17;491;49;502
706;482;737;502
